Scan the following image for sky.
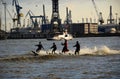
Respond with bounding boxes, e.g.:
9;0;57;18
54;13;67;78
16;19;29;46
0;0;120;31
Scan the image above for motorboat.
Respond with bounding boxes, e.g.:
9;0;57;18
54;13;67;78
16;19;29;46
47;30;73;41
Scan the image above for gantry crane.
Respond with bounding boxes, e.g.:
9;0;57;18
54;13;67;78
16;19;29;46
25;10;35;26
92;0;104;24
12;0;23;27
25;10;45;28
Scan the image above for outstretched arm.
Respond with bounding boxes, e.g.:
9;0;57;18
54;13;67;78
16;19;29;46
73;44;76;47
50;46;53;49
42;45;44;49
35;44;38;46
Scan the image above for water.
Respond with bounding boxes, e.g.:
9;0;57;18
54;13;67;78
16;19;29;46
0;37;120;79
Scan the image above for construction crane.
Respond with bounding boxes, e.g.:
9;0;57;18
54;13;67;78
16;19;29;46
12;0;23;27
92;0;104;25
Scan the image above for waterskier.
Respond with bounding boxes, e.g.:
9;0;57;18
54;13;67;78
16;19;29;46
35;42;44;52
73;41;80;55
32;42;44;56
61;39;69;53
50;42;57;54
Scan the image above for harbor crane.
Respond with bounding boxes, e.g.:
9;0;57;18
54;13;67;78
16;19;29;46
25;10;45;28
12;0;23;27
92;0;104;25
64;7;72;24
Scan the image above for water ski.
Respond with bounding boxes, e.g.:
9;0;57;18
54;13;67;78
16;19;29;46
32;51;38;56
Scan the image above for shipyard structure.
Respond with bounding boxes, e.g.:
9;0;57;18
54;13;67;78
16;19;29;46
0;0;120;39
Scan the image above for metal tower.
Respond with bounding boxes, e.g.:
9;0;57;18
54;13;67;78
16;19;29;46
51;0;62;33
64;7;72;24
107;5;114;24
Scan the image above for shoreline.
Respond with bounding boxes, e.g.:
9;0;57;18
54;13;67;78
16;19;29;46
7;33;120;39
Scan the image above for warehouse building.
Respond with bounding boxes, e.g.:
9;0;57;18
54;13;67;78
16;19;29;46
71;23;98;36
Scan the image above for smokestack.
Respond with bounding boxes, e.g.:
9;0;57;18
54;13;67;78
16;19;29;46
90;18;92;23
82;18;84;23
86;18;88;23
94;18;96;23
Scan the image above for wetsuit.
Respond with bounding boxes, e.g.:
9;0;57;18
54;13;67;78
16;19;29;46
73;42;80;55
51;43;57;54
35;44;44;52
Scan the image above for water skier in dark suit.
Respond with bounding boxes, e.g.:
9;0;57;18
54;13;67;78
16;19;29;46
73;41;80;55
32;42;44;56
35;42;44;52
50;42;57;54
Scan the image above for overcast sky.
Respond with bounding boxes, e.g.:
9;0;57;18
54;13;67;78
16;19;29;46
0;0;120;31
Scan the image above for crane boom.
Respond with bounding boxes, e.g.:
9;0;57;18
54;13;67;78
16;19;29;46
92;0;99;17
92;0;104;24
25;10;34;25
25;10;45;28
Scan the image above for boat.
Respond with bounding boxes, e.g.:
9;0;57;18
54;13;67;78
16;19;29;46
47;30;73;41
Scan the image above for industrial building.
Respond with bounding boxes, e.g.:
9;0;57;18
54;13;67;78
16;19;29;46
71;23;98;37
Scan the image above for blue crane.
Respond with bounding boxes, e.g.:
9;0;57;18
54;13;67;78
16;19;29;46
25;10;34;26
12;0;22;26
25;10;45;28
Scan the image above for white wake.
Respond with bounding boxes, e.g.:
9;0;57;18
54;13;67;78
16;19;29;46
31;46;120;56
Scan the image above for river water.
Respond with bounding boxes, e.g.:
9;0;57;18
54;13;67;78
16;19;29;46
0;37;120;79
